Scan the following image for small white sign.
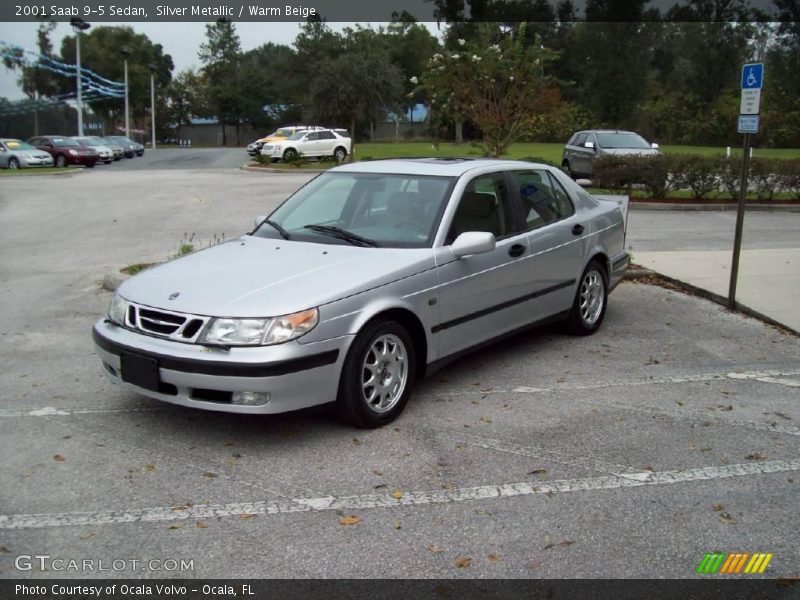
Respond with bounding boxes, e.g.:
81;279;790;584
740;89;761;115
737;115;759;134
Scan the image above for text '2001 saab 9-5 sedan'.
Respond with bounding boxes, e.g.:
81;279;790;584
93;158;629;428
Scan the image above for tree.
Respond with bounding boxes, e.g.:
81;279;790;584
2;20;60;135
308;51;404;152
419;23;557;157
60;26;173;134
165;68;208;127
199;19;242;145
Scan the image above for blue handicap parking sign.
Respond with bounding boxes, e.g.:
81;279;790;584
741;63;763;90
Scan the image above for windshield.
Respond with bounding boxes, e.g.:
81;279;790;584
75;138;101;146
253;172;455;248
273;129;293;138
286;132;306;140
5;140;35;151
51;137;79;147
109;137;132;144
596;132;651;149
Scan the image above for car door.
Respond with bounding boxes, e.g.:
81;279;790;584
316;130;337;156
300;132;319;156
508;168;585;320
432;171;533;357
580;132;599;176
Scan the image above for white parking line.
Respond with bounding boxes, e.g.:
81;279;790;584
0;405;171;418
435;430;641;475
2;458;798;530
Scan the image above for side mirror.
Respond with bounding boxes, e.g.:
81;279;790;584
254;215;266;228
651;142;659;149
584;141;595;150
451;232;496;258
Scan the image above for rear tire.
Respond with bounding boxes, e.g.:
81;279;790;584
337;320;416;428
334;146;347;162
565;260;608;335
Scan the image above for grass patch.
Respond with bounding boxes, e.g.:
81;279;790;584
121;262;156;275
353;142;800;164
0;167;70;176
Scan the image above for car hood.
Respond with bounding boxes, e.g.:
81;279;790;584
600;148;659;156
117;236;436;317
18;151;51;158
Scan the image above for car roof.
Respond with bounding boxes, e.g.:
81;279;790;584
331;158;551;177
0;138;22;143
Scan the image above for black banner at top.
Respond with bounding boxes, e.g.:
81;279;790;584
0;0;789;23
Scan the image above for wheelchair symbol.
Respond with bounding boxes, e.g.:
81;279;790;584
747;69;757;87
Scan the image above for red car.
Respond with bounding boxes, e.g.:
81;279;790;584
27;135;99;168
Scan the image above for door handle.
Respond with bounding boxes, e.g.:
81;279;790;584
508;243;526;257
572;224;585;235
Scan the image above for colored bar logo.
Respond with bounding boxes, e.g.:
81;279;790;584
696;552;773;574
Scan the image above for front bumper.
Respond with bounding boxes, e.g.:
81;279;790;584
92;320;352;414
20;155;54;167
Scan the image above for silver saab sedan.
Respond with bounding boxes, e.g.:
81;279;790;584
93;159;629;428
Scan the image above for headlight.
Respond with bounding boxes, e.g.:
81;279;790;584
200;308;318;346
68;149;77;156
107;294;129;325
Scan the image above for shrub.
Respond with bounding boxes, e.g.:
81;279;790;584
776;158;800;200
749;158;781;201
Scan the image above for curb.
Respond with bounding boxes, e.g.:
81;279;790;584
623;267;799;336
629;202;800;212
240;163;329;174
101;271;130;292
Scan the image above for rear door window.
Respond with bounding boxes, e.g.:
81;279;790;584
510;170;575;230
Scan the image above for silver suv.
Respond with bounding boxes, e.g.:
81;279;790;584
562;130;659;179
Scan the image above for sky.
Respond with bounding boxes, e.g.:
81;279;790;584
0;21;443;100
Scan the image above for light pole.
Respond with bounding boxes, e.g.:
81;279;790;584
70;17;91;136
148;63;157;149
121;46;131;139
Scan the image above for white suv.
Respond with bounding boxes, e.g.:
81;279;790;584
260;129;352;162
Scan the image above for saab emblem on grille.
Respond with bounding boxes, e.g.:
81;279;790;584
169;292;180;300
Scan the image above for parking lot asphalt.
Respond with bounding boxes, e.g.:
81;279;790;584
1;167;799;579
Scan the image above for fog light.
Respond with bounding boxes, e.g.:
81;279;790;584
232;391;270;406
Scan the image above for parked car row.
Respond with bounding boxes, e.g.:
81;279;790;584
0;135;145;169
247;125;352;162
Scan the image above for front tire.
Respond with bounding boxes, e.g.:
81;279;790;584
337;320;416;428
55;155;67;168
8;157;19;169
282;148;298;162
566;260;608;335
562;160;574;179
334;146;347;162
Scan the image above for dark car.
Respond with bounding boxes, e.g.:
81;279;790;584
28;135;99;168
106;136;144;157
561;130;659;179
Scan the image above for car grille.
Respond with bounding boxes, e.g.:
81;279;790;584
124;302;209;343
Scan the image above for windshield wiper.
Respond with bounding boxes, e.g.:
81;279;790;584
303;224;379;247
262;219;291;240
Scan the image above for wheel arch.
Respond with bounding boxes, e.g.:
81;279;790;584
352;306;428;381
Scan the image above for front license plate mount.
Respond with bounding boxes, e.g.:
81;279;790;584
120;352;160;392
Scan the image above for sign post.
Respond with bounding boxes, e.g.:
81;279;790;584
728;63;763;310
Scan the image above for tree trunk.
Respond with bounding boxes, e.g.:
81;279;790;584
455;120;464;145
350;116;356;160
33;108;39;137
369;120;374;141
221;120;227;146
235;122;241;146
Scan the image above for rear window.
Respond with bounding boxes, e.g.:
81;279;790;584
596;132;650;149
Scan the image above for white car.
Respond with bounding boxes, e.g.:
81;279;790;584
73;136;115;164
261;129;352;163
